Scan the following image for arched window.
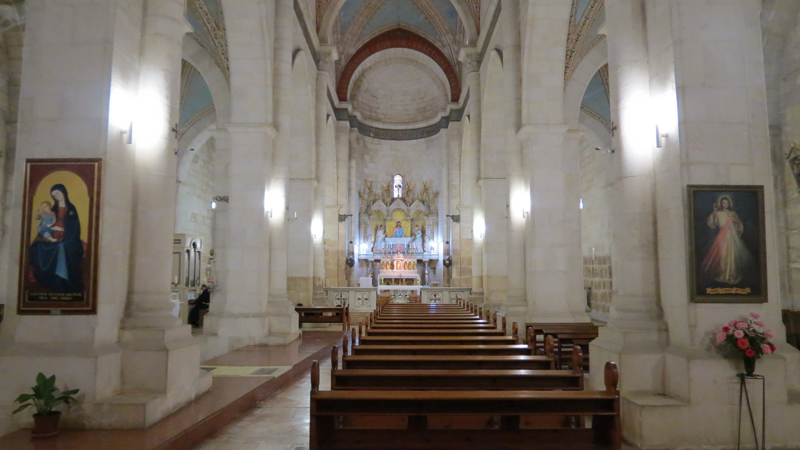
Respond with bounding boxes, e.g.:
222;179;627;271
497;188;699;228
393;175;403;198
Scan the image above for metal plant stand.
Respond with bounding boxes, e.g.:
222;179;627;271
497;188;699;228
736;373;765;450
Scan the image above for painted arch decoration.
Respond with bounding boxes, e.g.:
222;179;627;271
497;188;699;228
564;0;605;86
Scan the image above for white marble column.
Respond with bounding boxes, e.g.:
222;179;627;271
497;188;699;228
519;126;586;322
589;0;667;392
314;46;338;302
264;0;299;340
459;47;483;303
118;0;211;420
0;0;194;434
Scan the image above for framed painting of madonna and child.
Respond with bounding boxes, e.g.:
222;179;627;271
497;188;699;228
17;159;102;314
688;185;767;304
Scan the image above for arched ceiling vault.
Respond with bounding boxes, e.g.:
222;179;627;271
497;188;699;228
337;28;461;102
320;0;476;96
317;0;478;46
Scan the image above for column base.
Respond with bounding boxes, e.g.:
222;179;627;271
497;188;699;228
589;325;668;392
0;335;211;435
117;325;212;427
201;310;300;360
617;345;800;449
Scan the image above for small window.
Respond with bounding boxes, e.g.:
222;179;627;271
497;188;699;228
393;175;403;198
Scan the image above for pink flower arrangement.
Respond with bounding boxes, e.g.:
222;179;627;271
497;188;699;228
714;313;776;360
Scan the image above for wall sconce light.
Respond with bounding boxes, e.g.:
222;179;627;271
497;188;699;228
473;214;486;240
579;199;584;210
109;86;135;144
264;190;273;218
522;210;529;219
656;125;668;148
122;122;133;145
595;146;615;154
211;195;228;211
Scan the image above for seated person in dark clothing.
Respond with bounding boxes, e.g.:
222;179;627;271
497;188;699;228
188;284;210;327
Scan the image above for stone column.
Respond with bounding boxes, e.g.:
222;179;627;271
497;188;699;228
445;123;462;287
314;46;338;303
264;0;299;341
459;47;483;303
503;0;527;321
347;128;358;285
519;126;586;322
589;0;666;391
0;0;206;434
118;0;211;421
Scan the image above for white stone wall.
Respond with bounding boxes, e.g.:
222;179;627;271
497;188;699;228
175;139;216;274
176;139;216;241
578;127;613;321
354;132;444;193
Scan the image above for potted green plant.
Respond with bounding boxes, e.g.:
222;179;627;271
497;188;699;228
12;373;79;438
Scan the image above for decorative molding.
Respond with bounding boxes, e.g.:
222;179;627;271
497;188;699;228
187;0;230;82
580;105;612;132
564;0;604;86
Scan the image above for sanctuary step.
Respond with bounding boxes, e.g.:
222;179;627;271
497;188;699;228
0;331;340;450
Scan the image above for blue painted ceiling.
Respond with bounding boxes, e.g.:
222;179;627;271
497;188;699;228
581;65;611;130
179;61;215;138
181;0;226;138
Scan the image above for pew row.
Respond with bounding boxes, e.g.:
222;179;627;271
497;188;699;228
310;360;621;450
331;345;584;390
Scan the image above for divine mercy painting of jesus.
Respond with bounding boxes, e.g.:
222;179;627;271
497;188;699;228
688;185;766;303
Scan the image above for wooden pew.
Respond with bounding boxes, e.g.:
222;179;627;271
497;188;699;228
296;303;349;331
342;354;555;370
332;345;584;391
365;328;507;337
347;331;550;357
310;360;621;450
358;336;516;346
351;345;535;356
370;323;496;329
526;323;599;370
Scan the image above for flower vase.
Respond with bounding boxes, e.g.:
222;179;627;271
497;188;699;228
743;356;756;376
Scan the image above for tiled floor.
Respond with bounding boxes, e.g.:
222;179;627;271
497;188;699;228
191;358;333;450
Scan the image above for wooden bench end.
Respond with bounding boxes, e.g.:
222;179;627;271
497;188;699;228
605;361;619;393
311;360;319;394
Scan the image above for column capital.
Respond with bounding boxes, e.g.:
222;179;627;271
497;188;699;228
516;124;570;141
458;46;481;73
318;45;339;73
224;123;278;138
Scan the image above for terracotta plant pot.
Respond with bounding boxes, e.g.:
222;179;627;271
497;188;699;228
32;411;61;439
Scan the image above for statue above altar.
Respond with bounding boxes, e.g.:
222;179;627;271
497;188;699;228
391;221;405;237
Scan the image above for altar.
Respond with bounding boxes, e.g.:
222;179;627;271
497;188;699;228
377;254;420;298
